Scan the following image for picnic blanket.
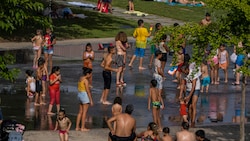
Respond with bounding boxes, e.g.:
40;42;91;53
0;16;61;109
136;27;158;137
166;1;204;7
123;11;149;17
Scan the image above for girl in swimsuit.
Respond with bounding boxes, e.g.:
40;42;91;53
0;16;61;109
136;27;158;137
25;70;36;98
41;64;48;105
31;29;43;69
54;109;72;141
83;43;95;88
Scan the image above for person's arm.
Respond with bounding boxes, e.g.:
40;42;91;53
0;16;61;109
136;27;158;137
118;41;127;51
186;78;197;102
148;90;152;111
27;79;31;93
49;74;59;85
159;93;164;109
107;116;117;135
179;78;185;99
100;58;105;68
83;52;88;60
157;66;164;77
164;44;170;52
52;36;56;46
226;51;229;67
90;51;95;61
31;36;36;42
66;117;72;132
84;79;93;106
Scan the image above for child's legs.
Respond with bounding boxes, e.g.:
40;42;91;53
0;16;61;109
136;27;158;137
55;89;60;113
223;68;228;82
152;108;157;124
44;53;49;67
116;67;122;84
156;109;162;129
129;48;140;66
35;92;40;104
64;132;69;141
182;115;188;122
205;85;209;92
81;104;89;129
103;89;110;102
161;61;166;73
120;67;125;82
89;73;93;86
33;50;38;67
139;48;145;67
59;133;64;141
48;54;53;73
37;48;41;62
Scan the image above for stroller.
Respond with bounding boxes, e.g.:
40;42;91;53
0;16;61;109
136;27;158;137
0;120;25;141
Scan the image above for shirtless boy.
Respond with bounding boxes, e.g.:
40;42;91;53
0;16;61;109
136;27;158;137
200;13;212;26
176;122;195;141
148;79;164;131
107;104;136;141
54;109;72;141
112;96;122;131
31;29;43;69
161;127;173;141
201;61;210;93
100;46;118;105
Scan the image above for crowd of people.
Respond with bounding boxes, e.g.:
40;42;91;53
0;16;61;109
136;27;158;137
23;11;250;141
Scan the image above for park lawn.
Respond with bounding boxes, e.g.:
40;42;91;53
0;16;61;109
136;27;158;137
85;0;209;23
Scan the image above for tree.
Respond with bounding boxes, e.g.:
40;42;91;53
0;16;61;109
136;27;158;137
0;53;19;82
152;1;250;140
0;0;52;32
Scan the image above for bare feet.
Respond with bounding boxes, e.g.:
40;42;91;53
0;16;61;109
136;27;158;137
102;101;112;105
80;128;90;132
40;102;46;105
139;67;146;70
47;112;56;115
214;81;219;85
75;128;80;131
34;103;40;106
128;64;133;69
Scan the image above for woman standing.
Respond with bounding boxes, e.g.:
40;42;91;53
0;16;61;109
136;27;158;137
47;66;62;115
76;67;94;131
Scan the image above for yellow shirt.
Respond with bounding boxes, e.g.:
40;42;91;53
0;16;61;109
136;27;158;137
133;27;150;49
78;81;86;92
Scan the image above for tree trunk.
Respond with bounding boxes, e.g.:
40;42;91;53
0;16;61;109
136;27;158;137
240;76;246;141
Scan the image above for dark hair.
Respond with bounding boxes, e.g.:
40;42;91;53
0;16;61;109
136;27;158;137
195;130;205;138
182;122;189;130
138;19;144;26
108;46;115;53
113;96;122;105
205;12;211;17
51;66;60;74
220;43;226;47
151;79;157;87
38;57;45;67
25;70;33;76
148;122;158;135
184;53;190;63
155;50;162;57
163;127;170;134
125;104;134;115
59;109;66;115
173;23;179;27
161;34;167;41
155;23;161;31
85;43;92;51
115;31;128;43
82;67;92;76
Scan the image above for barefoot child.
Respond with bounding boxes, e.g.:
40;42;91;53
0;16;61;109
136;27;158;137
111;97;122;131
180;98;188;122
25;70;36;98
31;29;43;69
54;109;72;141
148;79;164;131
35;57;46;106
201;60;210;93
174;46;184;89
83;43;95;88
154;50;165;96
218;43;229;83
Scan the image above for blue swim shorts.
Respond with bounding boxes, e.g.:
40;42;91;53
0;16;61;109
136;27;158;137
134;48;145;57
43;47;54;54
202;76;211;86
235;54;244;67
78;91;90;104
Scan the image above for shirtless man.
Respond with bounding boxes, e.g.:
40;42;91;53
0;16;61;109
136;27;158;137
200;60;210;93
107;104;136;141
200;13;212;26
176;122;195;141
100;46;118;105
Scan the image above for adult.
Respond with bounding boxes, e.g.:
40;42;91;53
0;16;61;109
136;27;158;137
195;130;210;141
107;104;136;141
176;122;195;141
44;27;56;73
100;46;118;105
200;13;212;26
180;63;201;128
75;67;93;131
47;66;62;115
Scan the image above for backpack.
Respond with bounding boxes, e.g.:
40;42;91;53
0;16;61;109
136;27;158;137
8;132;22;141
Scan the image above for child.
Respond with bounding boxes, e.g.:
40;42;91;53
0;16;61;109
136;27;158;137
128;0;134;11
154;50;165;96
115;31;128;87
83;43;95;87
201;60;210;93
31;29;43;69
148;79;164;131
76;67;94;131
161;127;173;141
48;66;62;115
149;23;162;68
180;98;188;122
128;19;152;70
218;43;229;83
159;34;169;75
174;46;184;89
111;97;122;131
54;109;72;141
137;122;160;141
25;70;36;98
35;57;46;106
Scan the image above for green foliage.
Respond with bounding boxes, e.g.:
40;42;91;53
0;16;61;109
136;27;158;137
0;53;20;82
0;0;51;33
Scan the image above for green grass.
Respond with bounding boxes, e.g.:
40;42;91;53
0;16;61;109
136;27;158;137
86;0;209;22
